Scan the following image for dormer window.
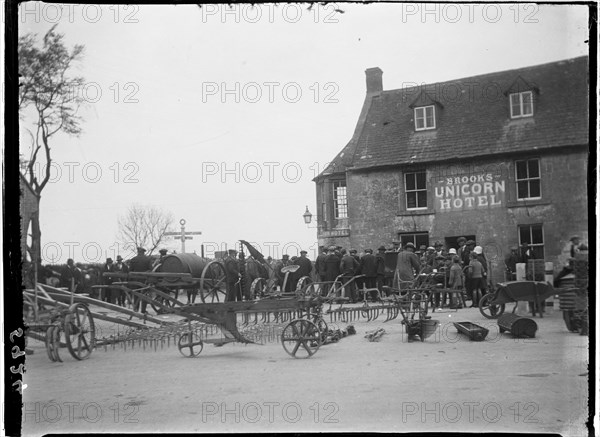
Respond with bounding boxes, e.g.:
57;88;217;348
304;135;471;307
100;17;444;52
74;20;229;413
414;105;435;130
510;91;534;118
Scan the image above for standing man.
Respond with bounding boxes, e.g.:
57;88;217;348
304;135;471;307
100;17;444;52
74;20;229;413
113;255;129;307
360;249;378;302
394;242;421;290
376;246;387;296
103;258;115;304
339;249;360;302
129;247;153;313
324;246;341;286
462;240;476;303
63;258;82;293
315;246;328;282
456;237;467;266
294;250;313;280
224;249;241;301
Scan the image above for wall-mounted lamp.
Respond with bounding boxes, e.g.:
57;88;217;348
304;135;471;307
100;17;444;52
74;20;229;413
303;206;318;228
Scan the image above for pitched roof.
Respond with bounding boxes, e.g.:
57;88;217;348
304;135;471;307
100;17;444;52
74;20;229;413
320;56;589;176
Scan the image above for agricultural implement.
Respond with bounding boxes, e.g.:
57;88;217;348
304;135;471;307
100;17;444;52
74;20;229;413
299;276;438;342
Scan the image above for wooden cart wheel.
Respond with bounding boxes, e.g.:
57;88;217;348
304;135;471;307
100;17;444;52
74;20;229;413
52;325;63;362
64;303;95;360
178;332;204;357
45;325;58;362
250;278;268;300
45;325;63;362
281;319;321;359
200;260;228;303
478;294;505;319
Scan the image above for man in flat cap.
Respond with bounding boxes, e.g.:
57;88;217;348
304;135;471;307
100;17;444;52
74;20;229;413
315;246;328;282
128;247;153;312
324;246;341;284
376;246;387;295
290;250;312;290
360;249;378;302
394;242;421;290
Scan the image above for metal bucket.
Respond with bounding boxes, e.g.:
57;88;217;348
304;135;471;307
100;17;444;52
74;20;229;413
159;253;210;278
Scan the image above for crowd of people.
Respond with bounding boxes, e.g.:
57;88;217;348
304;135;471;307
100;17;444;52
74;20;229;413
24;236;587;310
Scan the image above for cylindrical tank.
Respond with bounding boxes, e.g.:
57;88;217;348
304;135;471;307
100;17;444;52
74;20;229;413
159;253;211;278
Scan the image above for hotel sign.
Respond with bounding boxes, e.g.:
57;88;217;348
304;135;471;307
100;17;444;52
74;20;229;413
434;173;506;212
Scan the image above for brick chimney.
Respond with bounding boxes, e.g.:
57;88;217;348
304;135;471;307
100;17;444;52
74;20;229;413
365;67;383;93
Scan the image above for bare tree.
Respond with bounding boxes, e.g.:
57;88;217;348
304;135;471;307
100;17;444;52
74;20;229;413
19;25;86;264
117;205;175;255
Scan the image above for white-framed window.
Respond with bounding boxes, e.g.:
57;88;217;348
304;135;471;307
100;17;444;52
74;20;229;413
510;91;534;118
405;171;427;209
333;180;348;219
515;158;541;200
398;232;429;250
519;224;544;259
414;105;435;130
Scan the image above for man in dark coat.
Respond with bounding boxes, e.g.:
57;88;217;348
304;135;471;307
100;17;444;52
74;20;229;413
339;249;360;302
129;247;153;273
103;258;115;304
129;247;153;312
360;249;378;302
112;255;129;306
224;249;241;301
315;247;327;282
62;258;82;292
375;246;387;296
324;246;341;283
294;251;313;279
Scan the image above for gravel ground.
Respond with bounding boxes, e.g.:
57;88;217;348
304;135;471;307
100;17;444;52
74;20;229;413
21;304;589;435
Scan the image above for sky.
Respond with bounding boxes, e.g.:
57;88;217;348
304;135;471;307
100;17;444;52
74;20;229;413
16;2;590;264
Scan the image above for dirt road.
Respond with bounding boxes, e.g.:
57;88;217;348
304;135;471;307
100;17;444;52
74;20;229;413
21;306;588;435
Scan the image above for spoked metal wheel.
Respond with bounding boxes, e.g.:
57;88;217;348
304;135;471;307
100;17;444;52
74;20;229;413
478;294;505;319
64;303;95;360
250;278;268;300
200;260;228;303
281;319;321;359
178;332;204;357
